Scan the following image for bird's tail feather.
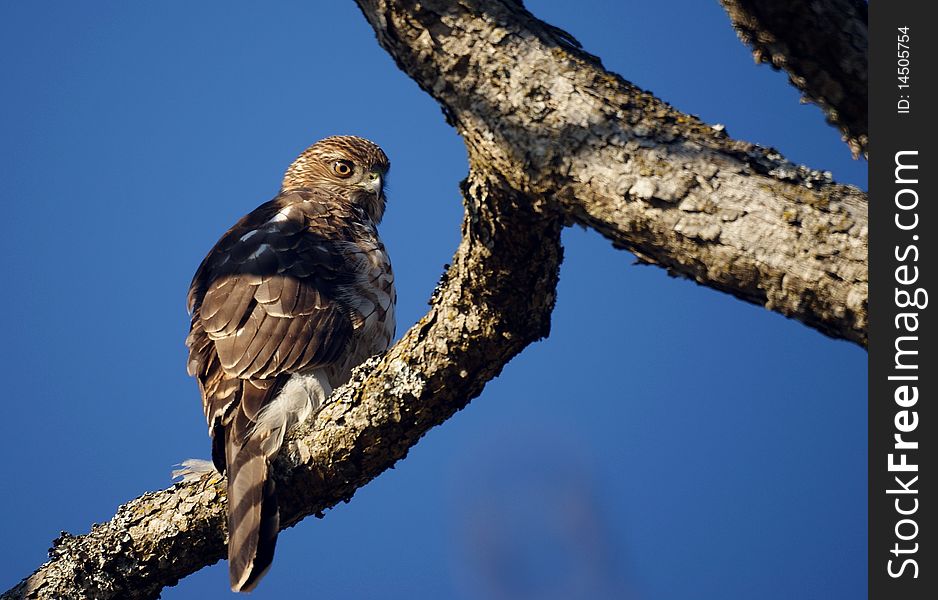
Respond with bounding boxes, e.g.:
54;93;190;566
226;435;280;592
224;373;322;591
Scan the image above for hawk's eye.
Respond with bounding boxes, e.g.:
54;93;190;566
332;160;354;178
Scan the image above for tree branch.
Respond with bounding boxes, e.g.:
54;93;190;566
718;0;869;158
358;0;867;344
3;0;868;597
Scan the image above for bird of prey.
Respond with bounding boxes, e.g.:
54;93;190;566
185;135;395;591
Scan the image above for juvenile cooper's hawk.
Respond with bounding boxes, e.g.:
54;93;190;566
185;136;395;591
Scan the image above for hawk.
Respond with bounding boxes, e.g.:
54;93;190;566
185;136;395;592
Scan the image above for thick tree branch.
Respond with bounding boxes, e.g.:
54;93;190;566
3;1;868;597
719;0;869;158
359;0;867;344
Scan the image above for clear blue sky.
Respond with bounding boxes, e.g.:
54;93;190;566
0;2;866;599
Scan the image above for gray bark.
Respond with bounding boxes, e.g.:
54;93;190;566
2;1;868;598
719;0;869;157
360;0;867;344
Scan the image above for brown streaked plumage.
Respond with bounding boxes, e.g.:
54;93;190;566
186;136;395;592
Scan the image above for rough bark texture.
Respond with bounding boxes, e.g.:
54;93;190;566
361;0;867;343
719;0;869;158
2;1;868;598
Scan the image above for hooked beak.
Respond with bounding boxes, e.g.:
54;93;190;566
361;171;384;197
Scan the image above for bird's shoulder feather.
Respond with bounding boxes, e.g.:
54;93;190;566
185;189;366;423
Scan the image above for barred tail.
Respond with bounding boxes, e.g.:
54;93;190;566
226;436;280;592
221;372;325;591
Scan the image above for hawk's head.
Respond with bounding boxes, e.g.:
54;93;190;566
282;135;391;222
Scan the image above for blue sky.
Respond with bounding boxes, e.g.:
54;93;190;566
0;2;866;599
